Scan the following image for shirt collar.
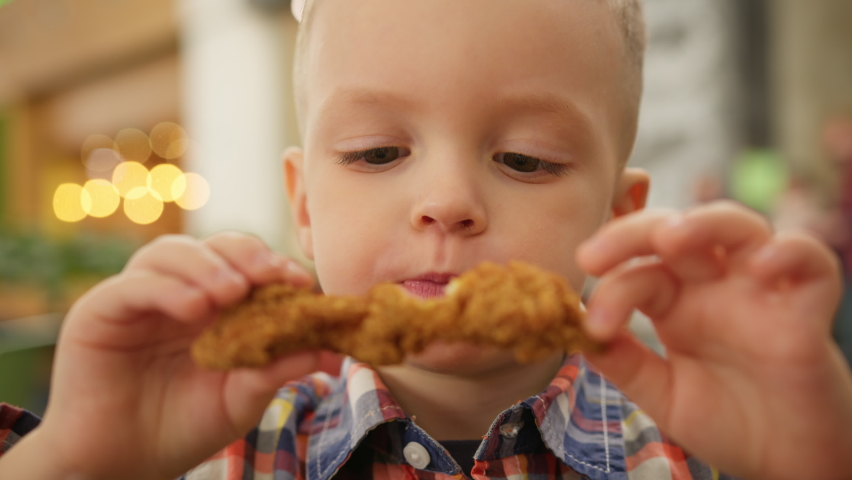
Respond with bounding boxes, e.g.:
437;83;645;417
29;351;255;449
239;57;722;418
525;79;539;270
523;354;626;478
305;357;408;480
305;355;626;480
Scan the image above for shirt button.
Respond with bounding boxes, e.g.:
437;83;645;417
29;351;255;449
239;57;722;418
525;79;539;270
403;441;431;469
500;421;524;439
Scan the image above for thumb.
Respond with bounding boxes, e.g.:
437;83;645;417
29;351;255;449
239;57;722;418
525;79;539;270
222;351;320;434
582;261;678;428
584;331;673;427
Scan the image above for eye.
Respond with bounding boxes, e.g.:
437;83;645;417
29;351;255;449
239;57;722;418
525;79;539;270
499;152;539;172
494;152;570;177
338;147;409;166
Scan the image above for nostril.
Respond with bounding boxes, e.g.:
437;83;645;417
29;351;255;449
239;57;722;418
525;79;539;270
461;219;474;229
421;215;436;225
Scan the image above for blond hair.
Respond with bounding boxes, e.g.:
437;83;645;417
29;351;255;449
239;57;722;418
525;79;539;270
292;0;647;154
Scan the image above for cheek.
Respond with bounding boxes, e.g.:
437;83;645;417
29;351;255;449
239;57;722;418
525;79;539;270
491;181;610;290
306;170;407;295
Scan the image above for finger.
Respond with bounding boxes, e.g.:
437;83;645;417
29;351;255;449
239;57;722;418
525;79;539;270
579;202;774;282
66;272;214;349
222;351;320;435
584;331;672;427
81;272;213;324
750;230;843;323
125;235;249;307
654;201;773;274
751;230;841;283
585;261;679;341
204;232;314;288
577;208;676;276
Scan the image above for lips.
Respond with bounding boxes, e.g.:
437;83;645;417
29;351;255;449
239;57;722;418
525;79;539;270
401;272;457;299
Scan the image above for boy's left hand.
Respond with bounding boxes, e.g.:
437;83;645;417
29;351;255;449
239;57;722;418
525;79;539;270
577;200;852;480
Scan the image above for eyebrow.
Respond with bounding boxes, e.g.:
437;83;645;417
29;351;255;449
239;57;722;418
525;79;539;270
488;91;595;149
314;87;419;123
316;87;593;140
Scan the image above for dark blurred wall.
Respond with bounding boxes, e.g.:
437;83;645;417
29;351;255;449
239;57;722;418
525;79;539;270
771;0;852;191
770;0;852;365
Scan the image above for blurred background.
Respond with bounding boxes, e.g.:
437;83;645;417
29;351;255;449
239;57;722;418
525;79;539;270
0;0;850;414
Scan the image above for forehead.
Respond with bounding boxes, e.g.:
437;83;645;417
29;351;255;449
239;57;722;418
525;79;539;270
301;0;625;143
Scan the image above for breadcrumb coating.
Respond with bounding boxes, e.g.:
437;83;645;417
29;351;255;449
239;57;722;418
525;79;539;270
191;261;598;369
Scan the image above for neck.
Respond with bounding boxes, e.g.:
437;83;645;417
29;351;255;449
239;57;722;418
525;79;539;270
377;352;564;441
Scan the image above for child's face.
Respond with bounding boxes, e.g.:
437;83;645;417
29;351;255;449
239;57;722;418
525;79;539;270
286;0;647;372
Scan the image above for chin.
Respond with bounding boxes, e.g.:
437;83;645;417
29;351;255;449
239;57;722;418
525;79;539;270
403;342;519;376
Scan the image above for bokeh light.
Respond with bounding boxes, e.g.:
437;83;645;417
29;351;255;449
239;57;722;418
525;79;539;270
148;164;185;202
82;179;120;218
113;128;152;164
53;183;88;223
59;127;207;224
84;148;123;178
81;134;113;161
150;122;188;160
82;134;121;175
124;187;164;225
112;161;149;197
173;173;210;210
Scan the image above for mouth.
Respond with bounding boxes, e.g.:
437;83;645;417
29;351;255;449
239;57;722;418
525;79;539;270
400;272;457;299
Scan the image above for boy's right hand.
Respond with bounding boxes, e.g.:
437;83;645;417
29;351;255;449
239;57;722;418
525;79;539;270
4;233;319;480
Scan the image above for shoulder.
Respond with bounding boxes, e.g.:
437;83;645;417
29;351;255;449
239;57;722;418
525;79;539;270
589;367;740;480
182;371;341;480
265;370;340;431
541;357;740;479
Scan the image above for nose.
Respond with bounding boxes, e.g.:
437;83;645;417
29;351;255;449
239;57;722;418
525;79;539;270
410;177;487;236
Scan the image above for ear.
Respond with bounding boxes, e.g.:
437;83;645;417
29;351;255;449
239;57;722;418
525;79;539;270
611;167;650;217
283;146;314;260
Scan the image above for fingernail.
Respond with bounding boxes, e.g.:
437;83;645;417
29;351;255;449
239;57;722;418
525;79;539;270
665;213;687;230
584;307;609;338
285;261;313;283
216;269;245;288
752;245;777;266
255;251;284;270
578;238;606;259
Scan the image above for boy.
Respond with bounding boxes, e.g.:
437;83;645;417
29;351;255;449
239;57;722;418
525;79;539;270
2;0;852;478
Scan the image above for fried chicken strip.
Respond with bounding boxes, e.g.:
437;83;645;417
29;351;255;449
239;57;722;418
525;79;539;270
191;261;598;369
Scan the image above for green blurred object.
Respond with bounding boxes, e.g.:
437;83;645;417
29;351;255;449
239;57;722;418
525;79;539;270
0;314;61;415
0;0;14;8
0;228;138;410
0;346;54;415
0;111;7;224
730;149;788;213
0;229;141;308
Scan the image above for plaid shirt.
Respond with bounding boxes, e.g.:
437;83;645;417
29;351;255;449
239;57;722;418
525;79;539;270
1;355;735;479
